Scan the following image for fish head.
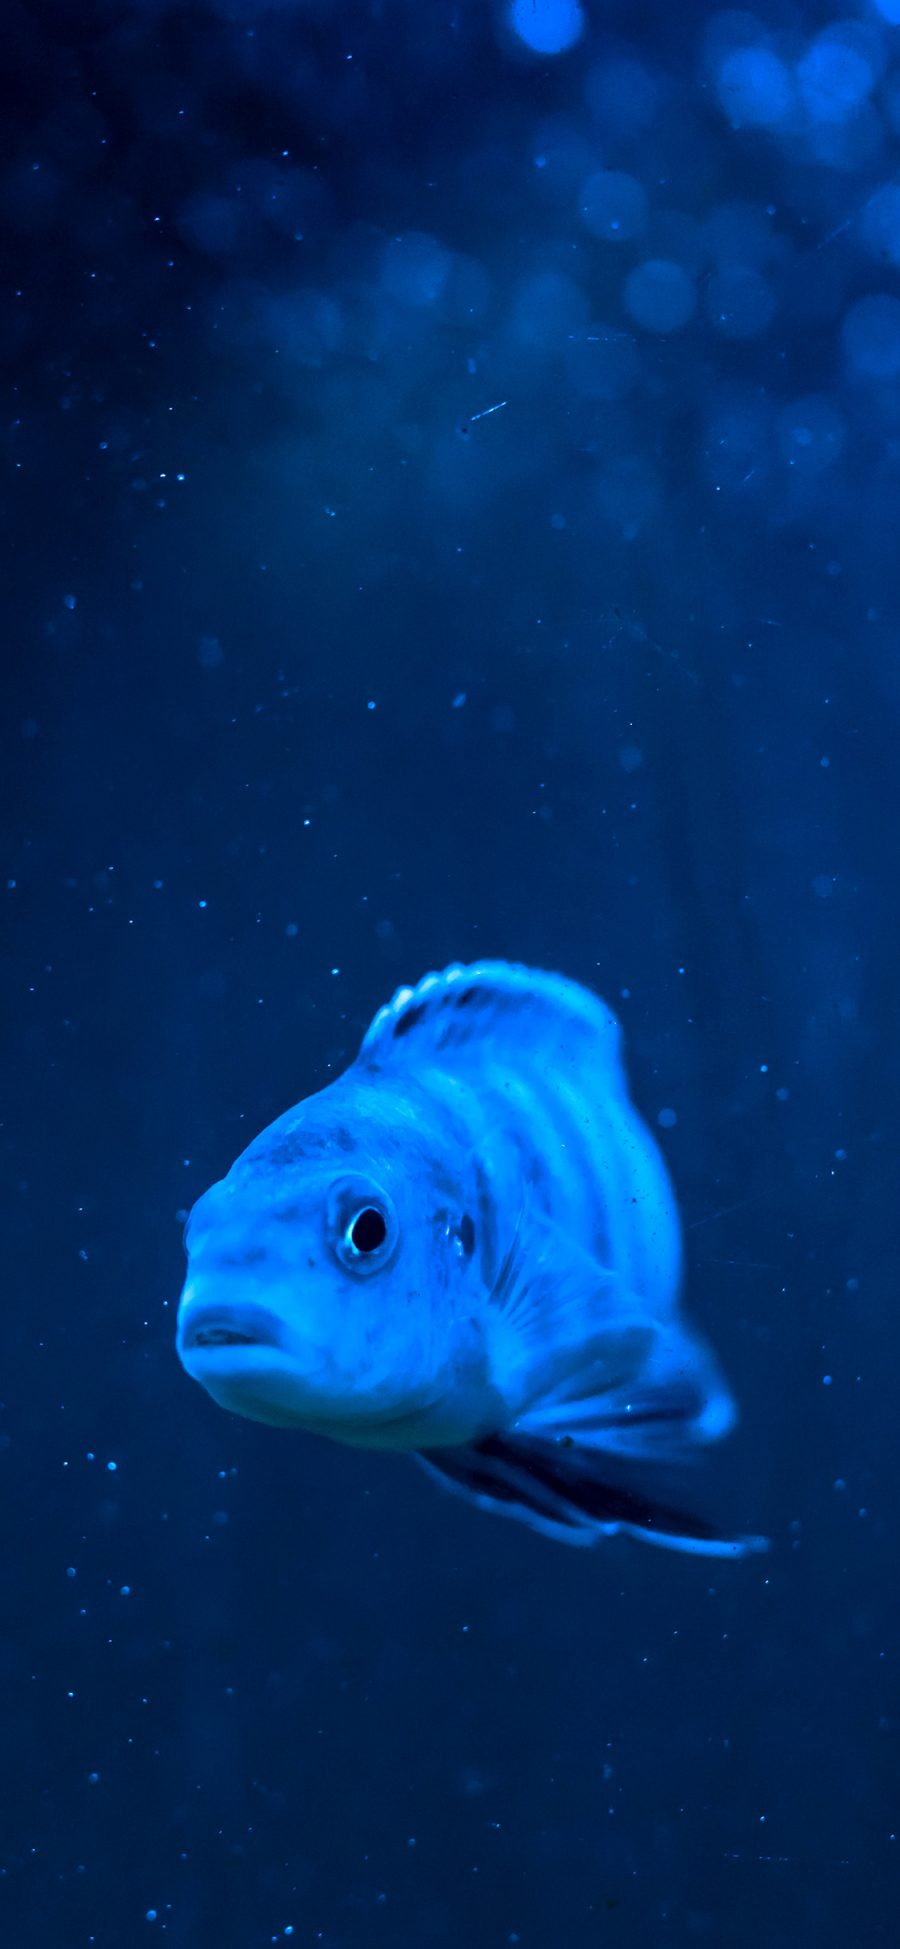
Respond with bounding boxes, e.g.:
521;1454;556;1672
175;1089;487;1445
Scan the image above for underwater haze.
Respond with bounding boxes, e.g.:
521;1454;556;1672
2;0;898;1944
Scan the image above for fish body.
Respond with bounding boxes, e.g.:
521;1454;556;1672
177;962;762;1556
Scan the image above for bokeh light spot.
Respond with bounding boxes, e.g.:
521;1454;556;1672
585;57;659;134
509;268;588;347
381;231;451;309
777;395;845;474
579;170;648;243
705;199;776;269
797;31;875;126
842;293;900;380
564;324;641;400
861;184;900;267
717;46;794;129
176;190;241;256
623;259;696;334
595;455;662;539
508;0;584;55
704;386;772;493
705;266;776;339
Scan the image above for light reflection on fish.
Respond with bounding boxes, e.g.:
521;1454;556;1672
176;962;764;1557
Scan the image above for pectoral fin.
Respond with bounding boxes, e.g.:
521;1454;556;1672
486;1195;654;1404
516;1314;738;1459
417;1314;764;1557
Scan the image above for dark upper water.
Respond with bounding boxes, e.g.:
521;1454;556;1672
2;2;898;1944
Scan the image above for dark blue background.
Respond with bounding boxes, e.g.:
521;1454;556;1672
2;2;897;1944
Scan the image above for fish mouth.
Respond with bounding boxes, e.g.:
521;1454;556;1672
190;1325;260;1349
179;1303;285;1355
177;1300;328;1430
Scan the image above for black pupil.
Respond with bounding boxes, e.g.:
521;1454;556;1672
350;1206;387;1254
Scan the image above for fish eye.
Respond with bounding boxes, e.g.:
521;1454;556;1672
327;1175;398;1276
347;1206;387;1254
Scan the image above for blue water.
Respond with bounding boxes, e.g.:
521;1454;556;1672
2;2;897;1943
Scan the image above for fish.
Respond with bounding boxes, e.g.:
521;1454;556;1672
176;961;765;1557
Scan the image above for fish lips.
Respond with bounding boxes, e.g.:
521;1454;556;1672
176;1298;317;1427
176;1285;380;1427
178;1299;287;1357
176;1294;445;1441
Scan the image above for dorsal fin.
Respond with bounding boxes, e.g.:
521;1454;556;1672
358;961;626;1083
